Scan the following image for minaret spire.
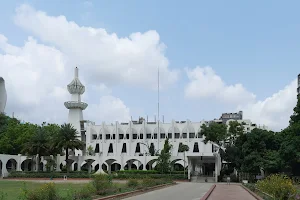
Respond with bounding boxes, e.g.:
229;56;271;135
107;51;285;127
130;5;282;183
64;67;88;156
75;67;79;78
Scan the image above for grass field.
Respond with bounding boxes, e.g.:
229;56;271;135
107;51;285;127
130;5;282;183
0;180;90;200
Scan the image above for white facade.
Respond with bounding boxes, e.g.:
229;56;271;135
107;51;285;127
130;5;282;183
0;77;7;113
0;67;267;182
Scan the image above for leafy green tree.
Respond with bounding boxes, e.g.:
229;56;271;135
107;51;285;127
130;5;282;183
200;122;228;146
156;138;172;173
55;123;85;172
22;127;49;171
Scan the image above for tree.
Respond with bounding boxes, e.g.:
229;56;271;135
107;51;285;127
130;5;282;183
22;127;49;171
156;138;172;174
289;96;300;125
178;143;189;178
200;122;228;146
55;123;85;172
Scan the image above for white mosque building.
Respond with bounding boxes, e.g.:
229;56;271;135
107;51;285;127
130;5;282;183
0;67;267;182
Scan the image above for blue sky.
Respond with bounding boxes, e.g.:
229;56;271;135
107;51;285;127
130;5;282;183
0;0;299;130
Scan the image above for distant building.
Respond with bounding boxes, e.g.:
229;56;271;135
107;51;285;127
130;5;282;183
219;111;243;123
297;74;300;95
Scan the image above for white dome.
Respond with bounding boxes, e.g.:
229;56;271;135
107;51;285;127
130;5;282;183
67;67;85;94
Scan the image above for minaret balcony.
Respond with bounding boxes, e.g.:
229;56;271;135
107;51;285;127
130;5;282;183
64;101;88;110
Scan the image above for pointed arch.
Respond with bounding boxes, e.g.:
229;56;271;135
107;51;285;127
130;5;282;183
154;127;165;139
167;127;173;139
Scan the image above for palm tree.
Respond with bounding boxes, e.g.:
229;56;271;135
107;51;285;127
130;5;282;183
56;123;85;172
178;143;189;178
22;127;48;171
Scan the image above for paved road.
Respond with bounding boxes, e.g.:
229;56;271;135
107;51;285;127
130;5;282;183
124;182;213;200
207;184;257;200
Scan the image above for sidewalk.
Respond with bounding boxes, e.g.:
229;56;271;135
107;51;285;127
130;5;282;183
207;184;258;200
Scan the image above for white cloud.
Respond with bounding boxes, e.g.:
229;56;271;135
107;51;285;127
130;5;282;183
0;35;129;125
240;80;297;131
86;96;130;123
185;66;256;105
0;3;181;125
13;4;179;89
185;66;297;131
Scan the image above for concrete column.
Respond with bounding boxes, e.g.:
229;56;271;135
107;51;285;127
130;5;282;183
17;154;22;171
188;158;192;180
56;154;61;172
108;164;111;175
215;155;218;183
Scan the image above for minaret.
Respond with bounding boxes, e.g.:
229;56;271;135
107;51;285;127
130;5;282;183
0;77;7;113
64;67;88;155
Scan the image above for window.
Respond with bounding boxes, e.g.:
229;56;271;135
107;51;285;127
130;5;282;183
99;134;102;140
106;134;110;140
126;134;129;139
168;133;172;138
193;142;199;152
119;134;124;140
135;143;141;153
92;134;97;140
140;134;143;139
121;143;127;153
133;134;138;139
153;133;157;139
160;133;165;139
112;134;116;140
175;133;180;139
189;132;195;138
108;143;113;153
182;132;187;139
146;134;151;139
197;132;203;138
95;144;99;153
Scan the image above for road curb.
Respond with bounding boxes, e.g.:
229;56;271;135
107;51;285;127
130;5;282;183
240;184;263;200
199;184;216;200
94;183;176;200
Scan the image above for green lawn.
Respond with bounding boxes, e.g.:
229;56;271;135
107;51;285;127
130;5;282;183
0;180;88;200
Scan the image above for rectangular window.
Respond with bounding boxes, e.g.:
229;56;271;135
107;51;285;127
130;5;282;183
175;133;180;139
182;133;187;139
119;134;124;139
154;133;157;139
146;134;151;139
99;135;102;140
106;134;110;140
133;134;138;139
160;133;165;139
168;133;172;139
92;134;97;140
189;132;195;138
140;134;143;139
126;134;129;139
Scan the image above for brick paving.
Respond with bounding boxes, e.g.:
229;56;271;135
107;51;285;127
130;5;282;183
207;184;257;200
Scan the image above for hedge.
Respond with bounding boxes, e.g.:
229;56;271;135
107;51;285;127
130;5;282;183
116;170;184;175
8;171;91;178
7;171;187;179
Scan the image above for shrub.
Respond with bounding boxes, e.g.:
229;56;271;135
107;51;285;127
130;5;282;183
256;174;296;200
141;178;156;187
92;174;113;195
0;191;7;200
127;179;139;188
20;182;60;200
73;184;95;200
